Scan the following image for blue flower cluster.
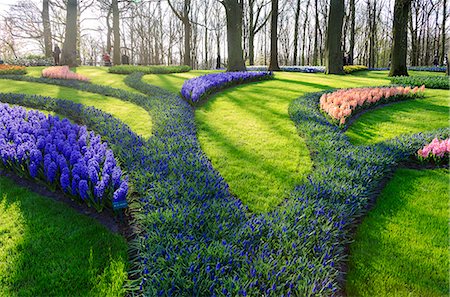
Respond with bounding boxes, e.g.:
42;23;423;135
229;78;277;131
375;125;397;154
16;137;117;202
0;101;128;211
408;66;447;72
181;71;273;104
246;65;325;73
3;73;448;295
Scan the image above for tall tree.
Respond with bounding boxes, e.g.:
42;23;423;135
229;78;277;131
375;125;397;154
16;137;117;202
168;0;192;66
112;0;121;65
301;0;311;65
293;0;301;65
42;0;52;58
325;0;344;74
348;0;355;65
221;0;246;71
61;0;78;66
389;0;411;76
268;0;280;70
248;0;270;65
312;0;320;65
440;0;446;65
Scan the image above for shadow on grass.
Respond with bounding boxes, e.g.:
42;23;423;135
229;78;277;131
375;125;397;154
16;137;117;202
0;176;128;297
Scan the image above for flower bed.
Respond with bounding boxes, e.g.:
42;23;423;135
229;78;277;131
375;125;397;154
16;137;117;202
0;64;27;75
247;65;325;73
390;76;449;89
0;102;127;211
343;65;368;74
108;65;191;75
320;86;425;125
408;66;446;72
418;138;449;162
42;66;89;81
181;71;273;104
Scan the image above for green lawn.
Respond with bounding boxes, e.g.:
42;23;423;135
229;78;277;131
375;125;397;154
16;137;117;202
74;66;141;93
0;176;128;297
0;79;152;139
142;70;221;93
346;168;449;297
143;70;447;212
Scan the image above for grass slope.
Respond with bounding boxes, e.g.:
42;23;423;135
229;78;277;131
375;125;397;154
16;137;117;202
142;70;448;213
0;79;152;138
346;168;449;297
0;176;128;297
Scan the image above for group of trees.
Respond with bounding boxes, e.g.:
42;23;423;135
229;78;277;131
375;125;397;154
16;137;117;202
0;0;447;75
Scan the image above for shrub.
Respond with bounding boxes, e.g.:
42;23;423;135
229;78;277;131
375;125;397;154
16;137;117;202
390;76;449;89
108;65;191;75
320;85;425;125
417;138;449;162
344;65;368;74
0;64;27;75
0;102;128;211
42;66;89;81
181;71;273;104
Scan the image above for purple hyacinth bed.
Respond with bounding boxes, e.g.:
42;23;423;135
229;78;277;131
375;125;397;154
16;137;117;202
0;102;128;211
181;71;273;104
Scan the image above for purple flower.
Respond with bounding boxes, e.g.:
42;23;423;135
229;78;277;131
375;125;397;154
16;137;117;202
60;171;70;192
78;180;89;200
28;162;38;178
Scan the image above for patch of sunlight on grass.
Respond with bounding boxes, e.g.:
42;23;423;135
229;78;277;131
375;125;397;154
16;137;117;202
0;176;128;297
0;79;152;138
346;168;449;297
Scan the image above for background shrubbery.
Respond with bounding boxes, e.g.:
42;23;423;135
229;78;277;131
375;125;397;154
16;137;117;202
108;65;191;74
390;75;449;89
344;65;368;74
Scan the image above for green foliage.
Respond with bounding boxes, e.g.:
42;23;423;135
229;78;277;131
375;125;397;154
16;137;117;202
390;75;450;89
108;65;191;75
346;168;449;297
344;65;368;74
0;176;128;297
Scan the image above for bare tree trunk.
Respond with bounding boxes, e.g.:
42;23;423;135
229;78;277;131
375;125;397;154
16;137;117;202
106;7;112;55
112;0;121;65
268;0;280;70
301;0;311;65
204;1;208;68
312;0;320;65
222;0;246;71
389;0;411;76
440;0;447;65
348;0;355;65
42;0;52;58
293;0;301;65
61;0;78;66
368;1;377;68
325;0;344;74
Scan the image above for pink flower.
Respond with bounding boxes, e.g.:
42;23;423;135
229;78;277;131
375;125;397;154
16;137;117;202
42;66;89;82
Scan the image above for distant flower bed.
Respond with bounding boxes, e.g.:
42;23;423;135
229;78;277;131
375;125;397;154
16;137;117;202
108;65;191;75
368;67;390;71
42;66;89;81
320;85;425;125
418;138;449;161
181;71;273;104
408;66;446;72
0;64;27;75
246;65;325;73
390;76;449;89
344;65;368;74
0;103;128;211
5;56;53;67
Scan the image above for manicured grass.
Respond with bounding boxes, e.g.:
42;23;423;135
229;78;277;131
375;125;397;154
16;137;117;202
0;79;152;138
345;89;450;145
74;66;142;93
0;176;128;297
346;168;449;297
142;70;448;213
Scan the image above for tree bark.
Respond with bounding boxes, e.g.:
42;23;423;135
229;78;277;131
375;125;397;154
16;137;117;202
168;0;191;67
293;0;301;65
301;0;311;65
61;0;78;67
268;0;280;70
222;0;246;71
348;0;355;65
440;0;446;65
312;0;320;65
389;0;411;76
42;0;52;58
325;0;344;74
112;0;121;65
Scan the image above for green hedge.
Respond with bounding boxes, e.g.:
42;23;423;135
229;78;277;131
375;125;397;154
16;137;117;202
344;65;368;74
390;75;449;89
108;65;191;75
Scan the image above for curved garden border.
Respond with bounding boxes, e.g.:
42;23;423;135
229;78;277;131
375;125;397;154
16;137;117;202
1;73;448;295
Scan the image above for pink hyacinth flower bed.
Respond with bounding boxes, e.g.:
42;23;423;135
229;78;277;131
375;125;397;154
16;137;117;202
417;138;450;161
42;66;89;81
320;85;425;125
